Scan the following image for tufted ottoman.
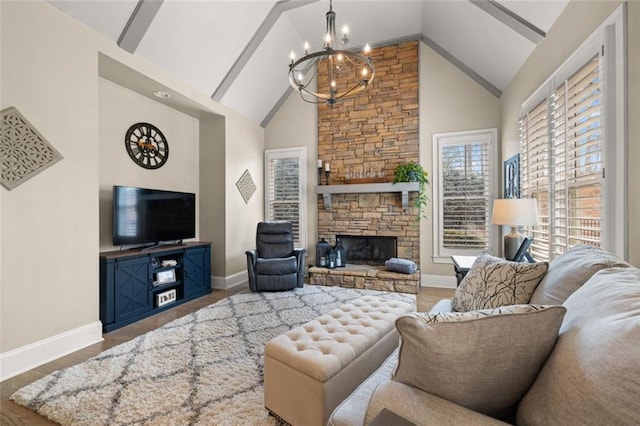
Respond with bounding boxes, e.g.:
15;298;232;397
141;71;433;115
264;295;415;426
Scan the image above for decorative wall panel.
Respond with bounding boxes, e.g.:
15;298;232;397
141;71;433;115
1;107;63;190
236;169;256;204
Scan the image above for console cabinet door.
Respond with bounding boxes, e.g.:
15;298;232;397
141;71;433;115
114;256;152;322
183;246;210;298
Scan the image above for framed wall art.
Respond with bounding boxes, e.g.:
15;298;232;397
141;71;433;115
504;154;520;198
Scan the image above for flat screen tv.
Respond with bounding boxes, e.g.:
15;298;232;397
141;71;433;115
113;185;196;246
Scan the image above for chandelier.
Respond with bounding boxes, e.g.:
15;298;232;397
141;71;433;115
288;0;375;107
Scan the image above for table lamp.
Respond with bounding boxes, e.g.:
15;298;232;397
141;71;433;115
491;198;539;261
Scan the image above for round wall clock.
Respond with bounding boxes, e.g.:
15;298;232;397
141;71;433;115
125;122;169;169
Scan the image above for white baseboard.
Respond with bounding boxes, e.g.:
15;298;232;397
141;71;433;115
422;273;457;289
211;270;248;290
0;321;103;382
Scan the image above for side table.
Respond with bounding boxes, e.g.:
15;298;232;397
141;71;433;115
451;255;477;286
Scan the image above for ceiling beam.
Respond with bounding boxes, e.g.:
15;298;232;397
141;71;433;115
212;0;319;102
117;0;164;53
469;0;545;44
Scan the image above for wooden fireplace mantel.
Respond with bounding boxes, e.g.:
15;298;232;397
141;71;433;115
315;182;419;209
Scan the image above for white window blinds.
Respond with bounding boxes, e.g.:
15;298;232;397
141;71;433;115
553;55;603;253
520;54;603;261
433;129;497;260
264;147;307;247
442;143;491;249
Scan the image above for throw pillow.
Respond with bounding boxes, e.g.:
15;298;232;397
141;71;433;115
528;244;631;305
393;305;566;419
385;257;417;274
451;253;548;312
517;267;640;425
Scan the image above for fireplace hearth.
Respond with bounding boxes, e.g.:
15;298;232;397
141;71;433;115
337;235;397;266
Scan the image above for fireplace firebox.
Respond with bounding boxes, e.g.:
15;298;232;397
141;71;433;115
337;235;397;266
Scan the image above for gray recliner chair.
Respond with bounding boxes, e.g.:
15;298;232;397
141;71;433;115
245;221;307;292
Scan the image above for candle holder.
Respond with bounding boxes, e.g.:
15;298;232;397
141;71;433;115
318;166;323;184
324;170;331;185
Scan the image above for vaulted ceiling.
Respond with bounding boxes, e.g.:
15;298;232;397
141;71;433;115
50;0;569;126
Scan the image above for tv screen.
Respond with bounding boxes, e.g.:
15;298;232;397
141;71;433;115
113;186;196;246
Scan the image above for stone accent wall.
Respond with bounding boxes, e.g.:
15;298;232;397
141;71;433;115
317;41;419;182
316;41;420;274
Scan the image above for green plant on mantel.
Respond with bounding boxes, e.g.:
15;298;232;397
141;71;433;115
393;161;429;220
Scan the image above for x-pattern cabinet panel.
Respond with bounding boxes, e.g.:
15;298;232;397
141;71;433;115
114;256;152;323
183;246;210;298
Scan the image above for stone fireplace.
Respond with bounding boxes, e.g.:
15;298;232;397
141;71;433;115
310;190;421;294
311;40;420;294
316;191;420;265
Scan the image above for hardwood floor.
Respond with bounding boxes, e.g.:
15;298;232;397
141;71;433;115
0;285;454;425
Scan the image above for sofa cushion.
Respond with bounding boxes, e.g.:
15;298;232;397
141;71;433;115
528;244;631;305
451;253;548;312
329;349;399;426
517;267;640;425
366;380;510;426
393;305;566;419
429;298;453;313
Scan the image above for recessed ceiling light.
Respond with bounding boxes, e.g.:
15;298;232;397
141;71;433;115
153;90;171;99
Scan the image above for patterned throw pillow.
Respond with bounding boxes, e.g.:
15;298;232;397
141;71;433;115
393;305;566;419
451;253;548;312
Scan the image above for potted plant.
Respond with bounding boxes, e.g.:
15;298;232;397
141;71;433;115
393;161;429;219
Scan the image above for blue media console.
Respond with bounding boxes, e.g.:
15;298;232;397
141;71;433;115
99;242;211;332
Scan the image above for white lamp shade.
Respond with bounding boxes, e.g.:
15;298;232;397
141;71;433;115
492;198;539;226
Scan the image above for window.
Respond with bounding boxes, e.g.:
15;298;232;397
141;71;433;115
432;129;498;261
519;6;625;261
264;147;307;247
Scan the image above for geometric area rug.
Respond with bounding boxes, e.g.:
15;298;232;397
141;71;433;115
11;285;415;425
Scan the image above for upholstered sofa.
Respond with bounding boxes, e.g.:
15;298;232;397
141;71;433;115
329;245;640;425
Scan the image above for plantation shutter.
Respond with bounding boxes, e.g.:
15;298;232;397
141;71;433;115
553;54;603;252
441;140;491;251
521;53;603;261
267;157;300;242
520;99;550;261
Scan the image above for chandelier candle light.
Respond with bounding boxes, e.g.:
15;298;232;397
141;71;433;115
288;0;375;106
